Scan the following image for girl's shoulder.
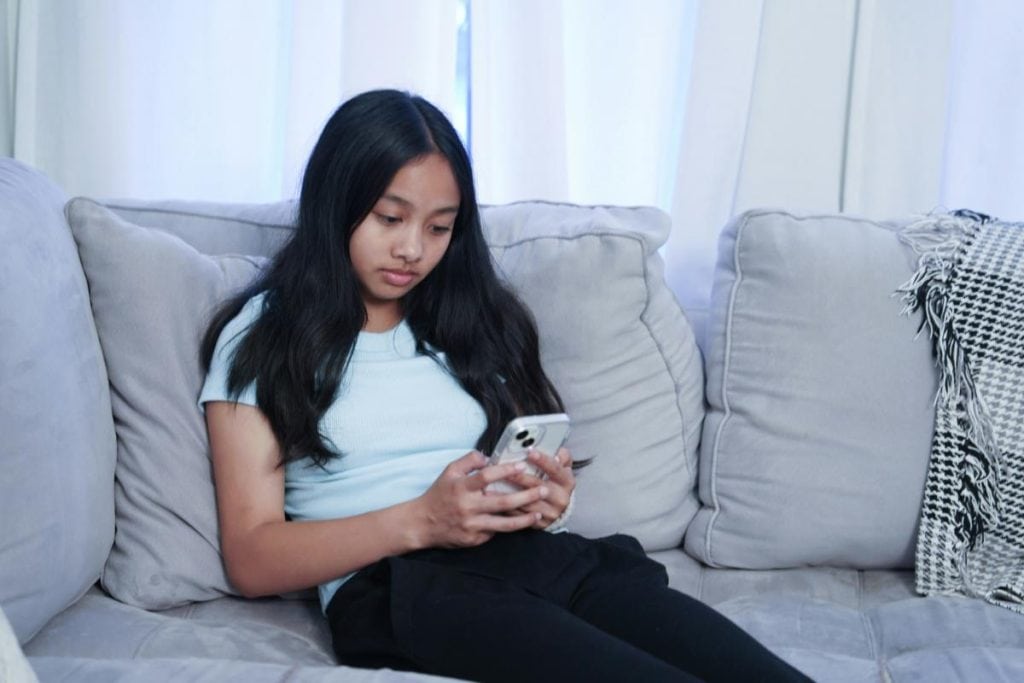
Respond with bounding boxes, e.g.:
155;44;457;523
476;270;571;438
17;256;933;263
212;290;268;352
244;289;269;313
234;290;269;325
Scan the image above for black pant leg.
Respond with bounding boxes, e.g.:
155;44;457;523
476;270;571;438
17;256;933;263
393;572;703;683
326;560;425;673
328;548;701;682
571;577;812;683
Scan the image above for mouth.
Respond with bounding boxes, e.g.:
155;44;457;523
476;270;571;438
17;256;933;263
381;269;416;287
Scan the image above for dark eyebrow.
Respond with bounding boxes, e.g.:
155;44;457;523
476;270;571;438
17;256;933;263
380;193;459;216
380;193;412;208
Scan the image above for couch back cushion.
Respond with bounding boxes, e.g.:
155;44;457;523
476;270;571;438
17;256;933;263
0;160;116;642
67;199;266;608
483;202;704;548
106;199;296;256
685;209;937;569
75;198;702;609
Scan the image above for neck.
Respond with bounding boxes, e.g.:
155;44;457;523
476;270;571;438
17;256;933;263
363;302;402;332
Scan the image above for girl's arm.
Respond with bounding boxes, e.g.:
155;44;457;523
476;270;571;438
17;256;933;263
206;401;547;598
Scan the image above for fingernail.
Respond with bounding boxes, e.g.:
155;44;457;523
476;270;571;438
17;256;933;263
535;512;543;521
539;486;549;497
514;462;527;471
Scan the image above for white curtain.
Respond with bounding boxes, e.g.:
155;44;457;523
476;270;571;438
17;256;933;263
8;0;458;202
940;0;1024;219
4;0;1024;316
667;0;955;320
0;0;15;157
469;0;696;209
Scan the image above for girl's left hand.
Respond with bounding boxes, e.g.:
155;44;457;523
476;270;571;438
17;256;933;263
502;447;575;529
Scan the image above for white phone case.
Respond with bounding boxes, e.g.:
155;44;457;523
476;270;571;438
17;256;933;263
486;413;570;494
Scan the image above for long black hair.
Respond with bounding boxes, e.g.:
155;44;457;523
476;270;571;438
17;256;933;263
200;89;564;467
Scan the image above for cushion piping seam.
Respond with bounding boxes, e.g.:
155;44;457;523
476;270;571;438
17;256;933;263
483;199;667;212
703;214;750;566
486;228;655;251
886;644;1024;653
636;235;696;502
100;201;295;232
734;208;905;233
102;201;668;233
858;572;889;681
857;573;881;660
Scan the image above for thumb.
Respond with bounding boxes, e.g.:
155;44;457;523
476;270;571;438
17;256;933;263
447;450;487;477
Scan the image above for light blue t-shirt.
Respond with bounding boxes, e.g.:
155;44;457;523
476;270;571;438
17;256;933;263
198;293;487;610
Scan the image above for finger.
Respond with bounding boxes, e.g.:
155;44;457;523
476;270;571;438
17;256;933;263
505;465;570;501
556;447;573;467
446;450;488;477
519;483;567;512
467;461;527;490
527;450;573;485
514;503;562;530
503;470;546;490
518;500;561;521
504;477;571;516
478;484;549;513
476;511;543;533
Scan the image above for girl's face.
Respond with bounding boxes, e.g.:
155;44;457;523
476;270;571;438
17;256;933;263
349;153;460;332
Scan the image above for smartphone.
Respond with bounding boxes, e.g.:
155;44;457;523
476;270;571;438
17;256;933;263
486;413;571;494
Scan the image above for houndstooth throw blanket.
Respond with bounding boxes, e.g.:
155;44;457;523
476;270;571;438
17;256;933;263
897;209;1024;612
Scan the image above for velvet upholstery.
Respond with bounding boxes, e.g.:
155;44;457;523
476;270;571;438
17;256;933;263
0;161;116;643
1;607;38;683
110;198;705;556
25;557;1024;682
688;209;938;569
65;198;264;609
4;160;1023;681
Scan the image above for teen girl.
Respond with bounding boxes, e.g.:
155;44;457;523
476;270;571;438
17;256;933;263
199;90;810;683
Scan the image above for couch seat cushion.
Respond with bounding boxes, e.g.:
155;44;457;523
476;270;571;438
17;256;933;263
651;549;1024;682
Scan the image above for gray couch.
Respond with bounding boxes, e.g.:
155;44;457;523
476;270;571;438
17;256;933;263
3;157;1023;682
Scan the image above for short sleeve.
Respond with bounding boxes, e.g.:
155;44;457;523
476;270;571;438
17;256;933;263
198;294;263;410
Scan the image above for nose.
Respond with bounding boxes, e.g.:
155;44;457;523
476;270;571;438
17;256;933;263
393;225;423;262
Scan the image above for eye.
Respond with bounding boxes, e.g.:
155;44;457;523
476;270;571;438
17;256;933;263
430;225;453;235
375;213;401;225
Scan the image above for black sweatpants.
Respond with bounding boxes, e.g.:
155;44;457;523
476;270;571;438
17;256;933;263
326;531;811;683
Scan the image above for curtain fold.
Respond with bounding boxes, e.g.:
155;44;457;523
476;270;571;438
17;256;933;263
15;0;298;201
469;0;695;208
665;0;767;318
0;0;16;157
667;0;954;322
8;0;458;202
939;0;1024;219
842;0;954;217
2;0;1018;315
469;0;571;204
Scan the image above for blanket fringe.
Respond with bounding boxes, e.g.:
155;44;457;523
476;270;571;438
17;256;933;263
896;214;1003;581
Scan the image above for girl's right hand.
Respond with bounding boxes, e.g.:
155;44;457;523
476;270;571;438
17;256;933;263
412;450;548;549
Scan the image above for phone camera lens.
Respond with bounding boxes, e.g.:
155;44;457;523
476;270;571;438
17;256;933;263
523;438;535;448
515;430;529;440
